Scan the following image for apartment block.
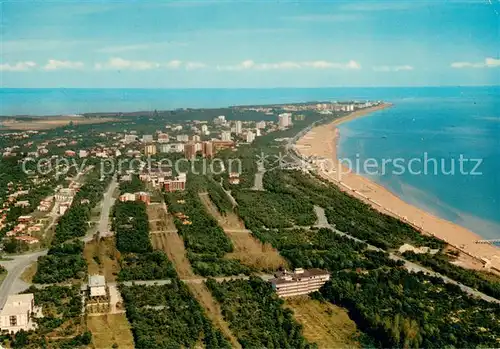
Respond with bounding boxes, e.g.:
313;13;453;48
270;268;330;297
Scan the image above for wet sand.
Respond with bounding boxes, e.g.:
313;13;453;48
296;104;500;272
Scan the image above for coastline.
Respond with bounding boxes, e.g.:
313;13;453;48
296;104;500;272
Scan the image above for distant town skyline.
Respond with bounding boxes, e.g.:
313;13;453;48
1;0;499;87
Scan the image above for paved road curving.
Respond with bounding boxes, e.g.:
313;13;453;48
0;175;118;309
312;205;500;304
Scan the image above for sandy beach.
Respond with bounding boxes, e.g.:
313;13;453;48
296;104;500;272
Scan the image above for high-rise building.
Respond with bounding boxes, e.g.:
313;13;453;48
177;134;189;142
123;134;137;144
201;125;209;135
221;131;231;142
157;133;169;143
142;134;153;143
256;128;261;137
164;173;187;192
278;113;292;129
235;121;243;134
202;141;213;158
246;131;255;143
192;135;201;142
144;144;157;156
184;142;196;159
256;121;266;129
214;115;226;125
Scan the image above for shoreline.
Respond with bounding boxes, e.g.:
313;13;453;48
296;104;500;272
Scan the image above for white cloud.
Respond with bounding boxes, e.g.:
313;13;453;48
165;60;183;69
258;61;302;70
0;61;37;72
185;62;206;70
218;60;361;71
373;65;414;72
94;58;204;71
95;57;161;70
451;57;500;69
346;60;362;70
44;59;84;71
217;60;256;71
485;57;500;67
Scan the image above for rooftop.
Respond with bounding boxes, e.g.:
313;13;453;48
88;275;106;288
0;294;34;315
271;268;330;285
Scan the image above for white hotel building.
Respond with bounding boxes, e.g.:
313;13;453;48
270;268;330;297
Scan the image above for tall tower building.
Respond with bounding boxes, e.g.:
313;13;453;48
184;142;196;160
235;121;243;134
202;141;213;158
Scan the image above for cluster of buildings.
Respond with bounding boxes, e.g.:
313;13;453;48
123;168;187;193
119;191;151;205
5;214;42;245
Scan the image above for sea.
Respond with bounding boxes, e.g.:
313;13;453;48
1;86;499;239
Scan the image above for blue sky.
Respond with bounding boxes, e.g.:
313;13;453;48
1;0;499;87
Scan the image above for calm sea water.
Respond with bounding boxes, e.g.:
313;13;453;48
337;88;500;239
1;87;499;238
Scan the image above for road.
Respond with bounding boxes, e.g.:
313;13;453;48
114;273;275;287
96;175;118;239
0;175;118;308
312;206;500;304
0;251;47;308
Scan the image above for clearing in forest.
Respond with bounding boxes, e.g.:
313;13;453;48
86;314;135;349
146;200;240;346
150;230;195;279
83;235;121;282
147;203;195;279
188;283;242;349
199;192;288;271
285;296;360;349
199;192;245;230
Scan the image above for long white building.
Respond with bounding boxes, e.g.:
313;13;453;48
270;268;330;297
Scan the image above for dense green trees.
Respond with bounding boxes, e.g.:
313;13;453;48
206;277;316;348
117;251;176;281
33;254;87;284
113;201;152;254
320;269;500;348
235;190;316;228
118;174;145;194
113;200;177;280
165;176;251;276
252;226;402;272
263;170;444;250
403;251;500;299
205;177;234;214
234;169;500;347
120;281;231;349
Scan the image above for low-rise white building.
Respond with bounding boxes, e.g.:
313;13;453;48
0;294;42;333
89;275;107;298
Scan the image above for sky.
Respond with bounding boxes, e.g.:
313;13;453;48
0;0;499;88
